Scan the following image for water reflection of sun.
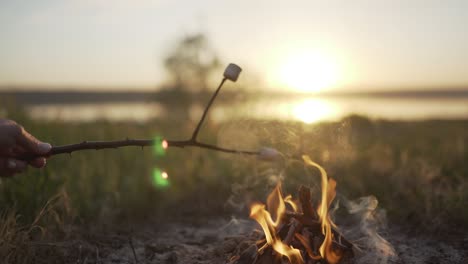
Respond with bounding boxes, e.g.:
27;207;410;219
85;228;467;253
292;99;336;124
276;50;340;93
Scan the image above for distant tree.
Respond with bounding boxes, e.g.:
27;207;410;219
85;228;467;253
164;34;221;92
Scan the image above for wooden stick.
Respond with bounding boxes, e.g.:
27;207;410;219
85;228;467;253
191;78;226;141
19;138;259;161
298;185;317;219
128;236;139;264
283;219;302;245
18;77;260;161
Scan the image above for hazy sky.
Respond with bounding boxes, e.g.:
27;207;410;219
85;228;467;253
1;0;468;91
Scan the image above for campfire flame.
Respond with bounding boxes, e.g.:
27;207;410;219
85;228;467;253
249;155;342;264
303;155;342;264
250;183;303;264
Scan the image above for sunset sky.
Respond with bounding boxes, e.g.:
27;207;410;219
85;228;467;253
1;0;468;91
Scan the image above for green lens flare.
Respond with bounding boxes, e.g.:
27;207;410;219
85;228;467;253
152;168;170;188
153;136;166;156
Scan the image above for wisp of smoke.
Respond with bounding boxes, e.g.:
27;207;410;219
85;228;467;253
336;195;398;264
218;216;256;237
218;119;398;264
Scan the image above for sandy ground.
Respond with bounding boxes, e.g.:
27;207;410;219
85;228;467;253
386;228;468;264
29;218;468;264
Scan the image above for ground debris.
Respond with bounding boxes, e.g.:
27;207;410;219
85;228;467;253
17;219;468;264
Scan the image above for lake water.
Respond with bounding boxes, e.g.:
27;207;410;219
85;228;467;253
25;96;468;123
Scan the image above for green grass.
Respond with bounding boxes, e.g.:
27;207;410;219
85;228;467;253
1;102;467;257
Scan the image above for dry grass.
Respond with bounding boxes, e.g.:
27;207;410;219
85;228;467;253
0;191;71;263
0;103;467;262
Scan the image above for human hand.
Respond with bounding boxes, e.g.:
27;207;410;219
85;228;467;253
0;119;51;177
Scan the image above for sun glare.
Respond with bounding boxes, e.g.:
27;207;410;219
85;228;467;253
277;51;339;93
292;99;335;124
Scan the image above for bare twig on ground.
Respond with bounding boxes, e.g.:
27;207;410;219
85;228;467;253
129;236;139;264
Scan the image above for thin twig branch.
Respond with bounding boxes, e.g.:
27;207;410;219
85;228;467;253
20;138;259;160
191;78;226;141
19;76;261;161
188;141;258;155
128;236;139;264
50;139;153;155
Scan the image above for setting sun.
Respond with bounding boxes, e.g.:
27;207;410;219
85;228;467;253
276;51;340;93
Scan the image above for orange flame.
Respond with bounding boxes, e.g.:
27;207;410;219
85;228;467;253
249;155;341;264
250;183;303;264
302;155;341;264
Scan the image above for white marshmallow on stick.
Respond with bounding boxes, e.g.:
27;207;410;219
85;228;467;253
223;63;242;82
258;147;282;161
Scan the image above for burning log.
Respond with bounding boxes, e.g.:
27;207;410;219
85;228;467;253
234;170;355;264
299;186;316;219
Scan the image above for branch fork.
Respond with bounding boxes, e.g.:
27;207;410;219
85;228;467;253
21;64;259;161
